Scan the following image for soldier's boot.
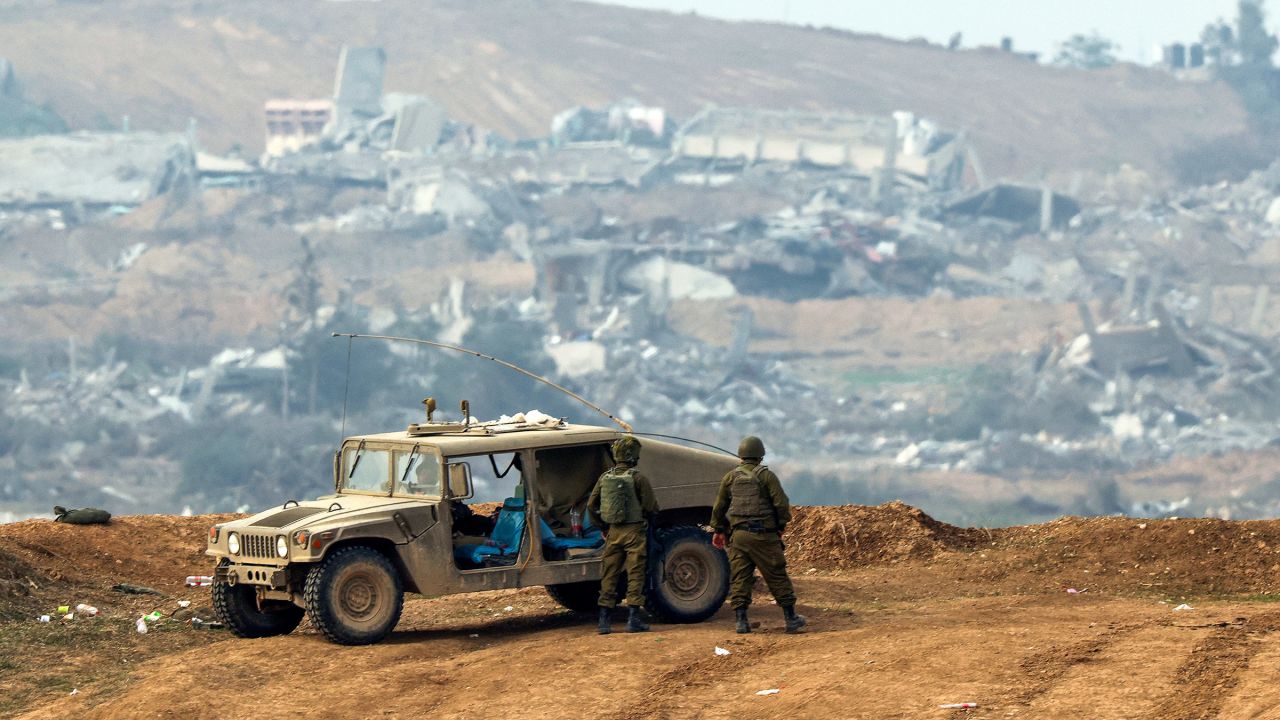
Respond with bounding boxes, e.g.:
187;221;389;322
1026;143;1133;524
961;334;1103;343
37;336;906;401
782;603;807;634
597;607;612;635
626;606;650;633
735;607;751;634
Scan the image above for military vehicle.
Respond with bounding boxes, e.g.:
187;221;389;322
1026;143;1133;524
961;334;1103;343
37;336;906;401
206;408;735;645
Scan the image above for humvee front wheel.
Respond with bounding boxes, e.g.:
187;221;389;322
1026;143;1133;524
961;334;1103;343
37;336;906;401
304;546;404;645
647;525;729;623
211;580;304;638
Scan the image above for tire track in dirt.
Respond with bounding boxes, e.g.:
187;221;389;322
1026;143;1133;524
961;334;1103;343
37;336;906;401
1008;621;1151;708
1147;611;1280;720
610;636;782;720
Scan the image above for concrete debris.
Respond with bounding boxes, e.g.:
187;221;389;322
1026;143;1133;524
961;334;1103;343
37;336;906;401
0;131;194;207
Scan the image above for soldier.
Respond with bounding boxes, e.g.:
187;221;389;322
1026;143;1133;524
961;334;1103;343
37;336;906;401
588;435;660;634
710;436;806;634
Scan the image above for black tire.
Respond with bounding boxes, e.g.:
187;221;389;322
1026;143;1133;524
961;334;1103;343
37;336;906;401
304;546;404;645
646;525;729;623
211;580;304;638
546;580;603;613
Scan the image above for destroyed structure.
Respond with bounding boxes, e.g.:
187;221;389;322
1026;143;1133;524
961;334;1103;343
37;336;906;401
6;46;1280;524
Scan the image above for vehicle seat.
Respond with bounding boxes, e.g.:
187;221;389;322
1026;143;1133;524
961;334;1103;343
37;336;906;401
454;497;526;567
537;516;604;553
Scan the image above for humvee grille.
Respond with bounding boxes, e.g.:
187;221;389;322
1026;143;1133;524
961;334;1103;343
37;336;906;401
240;533;277;560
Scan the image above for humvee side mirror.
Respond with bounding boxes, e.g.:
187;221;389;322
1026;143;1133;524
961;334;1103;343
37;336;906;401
447;462;474;500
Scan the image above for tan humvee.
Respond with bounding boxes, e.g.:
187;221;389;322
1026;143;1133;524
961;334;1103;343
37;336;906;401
206;418;735;645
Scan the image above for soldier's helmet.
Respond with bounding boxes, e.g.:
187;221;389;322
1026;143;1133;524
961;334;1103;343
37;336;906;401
737;435;766;460
612;436;642;465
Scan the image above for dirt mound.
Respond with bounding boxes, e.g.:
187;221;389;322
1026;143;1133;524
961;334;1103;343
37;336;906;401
988;516;1280;597
0;547;46;613
786;501;984;570
0;514;239;596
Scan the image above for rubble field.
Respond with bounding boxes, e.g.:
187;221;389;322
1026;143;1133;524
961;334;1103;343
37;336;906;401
7;507;1280;718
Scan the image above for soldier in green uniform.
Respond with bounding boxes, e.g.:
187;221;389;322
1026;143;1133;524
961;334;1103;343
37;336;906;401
588;435;660;634
710;436;806;634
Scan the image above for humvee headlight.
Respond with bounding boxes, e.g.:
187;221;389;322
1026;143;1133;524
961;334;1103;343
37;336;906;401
227;532;240;556
276;535;289;558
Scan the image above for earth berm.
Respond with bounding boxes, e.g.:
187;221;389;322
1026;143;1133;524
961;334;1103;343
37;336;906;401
5;504;1280;719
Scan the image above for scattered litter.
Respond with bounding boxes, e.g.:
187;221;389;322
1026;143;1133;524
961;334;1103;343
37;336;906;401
190;618;224;630
144;611;163;622
503;605;514;612
135;617;148;634
940;703;978;709
1138;524;1148;530
69;689;78;696
62;613;74;621
75;603;98;617
469;633;479;638
37;615;49;623
1065;588;1084;594
177;600;191;608
1174;604;1194;611
185;576;214;587
714;646;731;656
57;605;69;614
755;689;781;696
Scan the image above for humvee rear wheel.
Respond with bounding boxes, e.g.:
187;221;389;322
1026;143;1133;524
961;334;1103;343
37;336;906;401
304;546;403;645
546;580;602;613
211;580;304;638
646;525;729;623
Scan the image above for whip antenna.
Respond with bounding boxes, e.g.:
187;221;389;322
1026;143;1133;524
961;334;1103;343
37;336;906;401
332;332;633;433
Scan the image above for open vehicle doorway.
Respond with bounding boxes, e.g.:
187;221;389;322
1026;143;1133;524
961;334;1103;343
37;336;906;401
531;443;611;561
450;451;527;570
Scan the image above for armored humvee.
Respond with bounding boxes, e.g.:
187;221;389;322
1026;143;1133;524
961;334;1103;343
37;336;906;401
206;415;735;645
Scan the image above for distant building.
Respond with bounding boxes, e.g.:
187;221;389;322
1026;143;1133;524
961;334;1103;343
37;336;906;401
263;99;333;156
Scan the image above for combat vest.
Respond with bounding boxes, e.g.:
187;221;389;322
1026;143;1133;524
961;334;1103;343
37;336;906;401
599;467;643;524
727;464;775;526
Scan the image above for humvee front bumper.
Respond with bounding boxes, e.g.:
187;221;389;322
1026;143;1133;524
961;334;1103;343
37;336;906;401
215;561;292;590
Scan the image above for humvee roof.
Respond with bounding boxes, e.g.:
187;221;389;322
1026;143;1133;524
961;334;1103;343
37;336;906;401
347;423;627;457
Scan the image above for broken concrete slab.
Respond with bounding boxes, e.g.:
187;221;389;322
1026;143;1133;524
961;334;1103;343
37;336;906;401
0;131;193;206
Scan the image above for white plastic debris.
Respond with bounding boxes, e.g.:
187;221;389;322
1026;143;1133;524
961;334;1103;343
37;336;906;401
69;688;78;696
38;615;50;623
714;646;731;656
503;605;514;612
940;703;977;709
1174;603;1194;611
755;689;780;696
177;600;191;608
135;617;148;634
469;633;480;638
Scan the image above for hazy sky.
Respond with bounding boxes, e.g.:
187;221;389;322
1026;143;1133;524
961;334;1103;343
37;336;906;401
602;0;1256;63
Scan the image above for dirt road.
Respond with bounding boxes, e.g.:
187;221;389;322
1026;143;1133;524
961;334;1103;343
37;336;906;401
6;508;1280;719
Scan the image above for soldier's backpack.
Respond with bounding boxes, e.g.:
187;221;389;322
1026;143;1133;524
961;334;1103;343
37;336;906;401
598;468;642;525
53;506;112;525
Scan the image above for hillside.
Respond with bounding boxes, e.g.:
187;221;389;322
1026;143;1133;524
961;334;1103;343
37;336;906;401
0;0;1251;180
6;506;1280;718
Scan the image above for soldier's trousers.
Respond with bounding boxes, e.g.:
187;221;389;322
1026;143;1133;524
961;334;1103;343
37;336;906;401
728;529;796;609
598;522;648;608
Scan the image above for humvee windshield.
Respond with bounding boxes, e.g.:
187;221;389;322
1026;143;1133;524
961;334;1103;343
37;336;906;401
341;444;442;497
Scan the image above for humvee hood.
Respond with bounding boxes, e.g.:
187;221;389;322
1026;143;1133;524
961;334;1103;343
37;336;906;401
228;495;436;534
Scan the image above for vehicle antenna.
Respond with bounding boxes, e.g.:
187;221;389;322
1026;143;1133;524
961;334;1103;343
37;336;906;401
339;333;353;443
630;432;734;456
332;332;634;433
